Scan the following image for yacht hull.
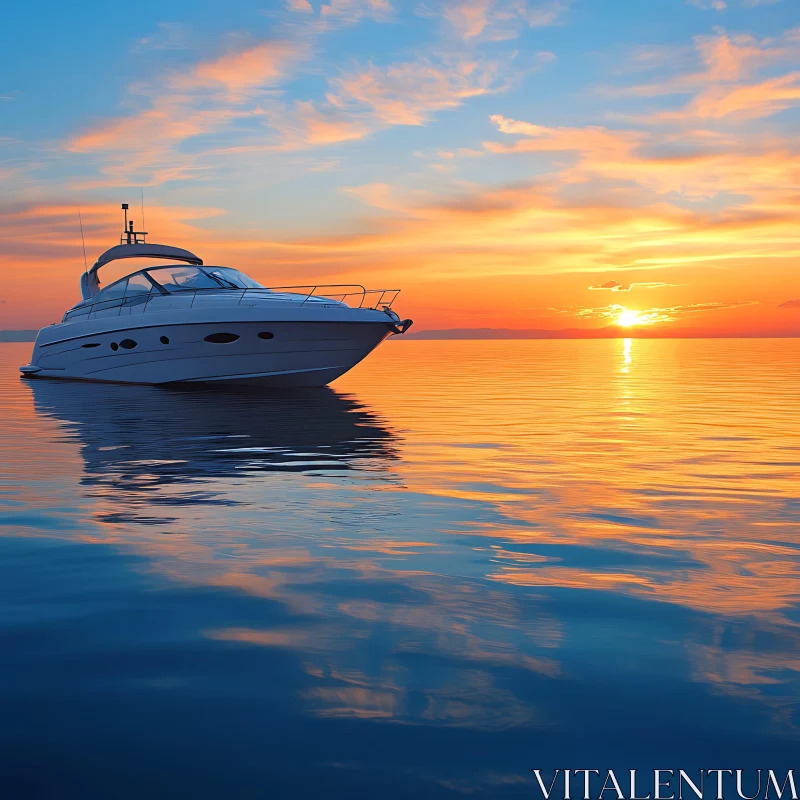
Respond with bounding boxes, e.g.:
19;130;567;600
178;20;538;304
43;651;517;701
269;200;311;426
21;318;396;387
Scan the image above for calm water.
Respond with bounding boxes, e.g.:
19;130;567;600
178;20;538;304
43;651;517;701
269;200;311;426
0;339;798;798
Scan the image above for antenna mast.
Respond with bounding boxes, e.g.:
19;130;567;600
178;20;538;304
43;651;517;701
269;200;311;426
120;202;148;245
78;210;88;273
122;203;130;243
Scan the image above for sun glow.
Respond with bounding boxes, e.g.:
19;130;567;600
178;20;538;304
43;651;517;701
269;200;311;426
617;308;643;327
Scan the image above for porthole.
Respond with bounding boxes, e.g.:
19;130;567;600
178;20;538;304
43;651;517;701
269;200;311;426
160;335;170;345
81;342;101;349
204;332;239;344
110;342;119;351
119;339;137;350
257;331;275;340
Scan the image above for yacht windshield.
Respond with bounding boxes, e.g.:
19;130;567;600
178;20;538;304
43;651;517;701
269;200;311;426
146;266;225;292
205;267;264;289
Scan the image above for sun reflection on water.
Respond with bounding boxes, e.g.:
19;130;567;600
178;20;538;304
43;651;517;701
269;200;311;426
622;336;633;373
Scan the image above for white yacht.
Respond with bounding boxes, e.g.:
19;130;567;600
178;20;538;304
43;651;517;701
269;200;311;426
20;205;412;387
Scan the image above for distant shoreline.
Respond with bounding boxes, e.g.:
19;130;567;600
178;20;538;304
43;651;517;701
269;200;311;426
0;331;38;343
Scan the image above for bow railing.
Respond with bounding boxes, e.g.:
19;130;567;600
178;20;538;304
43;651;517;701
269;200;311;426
63;285;402;323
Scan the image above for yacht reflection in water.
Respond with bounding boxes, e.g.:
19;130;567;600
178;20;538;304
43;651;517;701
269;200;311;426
29;380;399;523
24;376;556;756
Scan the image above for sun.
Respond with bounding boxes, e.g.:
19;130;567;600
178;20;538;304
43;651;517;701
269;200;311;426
617;308;642;327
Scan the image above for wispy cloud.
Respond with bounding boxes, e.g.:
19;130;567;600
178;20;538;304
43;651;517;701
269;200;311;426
327;56;506;126
266;100;374;148
686;0;727;11
778;299;800;309
572;300;756;324
173;39;303;98
590;280;632;291
573;304;671;325
320;0;394;23
688;72;800;120
589;280;676;291
437;0;568;41
487;115;640;161
132;22;190;52
286;0;395;24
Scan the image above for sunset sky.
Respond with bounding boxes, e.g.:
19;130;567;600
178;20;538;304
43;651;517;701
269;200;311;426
1;0;799;334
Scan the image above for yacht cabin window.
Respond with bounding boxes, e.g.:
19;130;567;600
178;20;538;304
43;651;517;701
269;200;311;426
93;280;128;303
92;273;154;305
68;265;265;320
205;267;264;289
125;273;154;295
146;266;221;292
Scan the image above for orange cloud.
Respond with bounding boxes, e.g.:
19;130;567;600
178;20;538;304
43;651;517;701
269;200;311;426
66;37;310;185
487;115;641;161
696;30;778;82
71;40;305;155
176;40;303;97
70;106;235;157
443;0;493;39
268;100;373;148
486;113;800;201
689;71;800;120
611;29;800;123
